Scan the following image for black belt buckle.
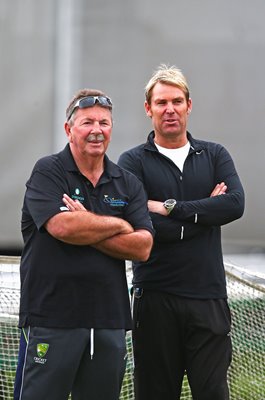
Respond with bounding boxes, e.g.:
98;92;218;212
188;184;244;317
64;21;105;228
134;287;143;298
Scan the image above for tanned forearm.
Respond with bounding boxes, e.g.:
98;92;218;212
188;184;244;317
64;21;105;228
92;229;153;261
45;210;134;245
50;194;153;259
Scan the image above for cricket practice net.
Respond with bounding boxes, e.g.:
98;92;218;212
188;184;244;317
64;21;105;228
0;256;264;400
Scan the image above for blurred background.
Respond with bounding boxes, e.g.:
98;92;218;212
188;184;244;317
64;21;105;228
0;0;264;257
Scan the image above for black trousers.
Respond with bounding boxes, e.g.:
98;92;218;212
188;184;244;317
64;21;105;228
14;327;127;400
132;290;232;400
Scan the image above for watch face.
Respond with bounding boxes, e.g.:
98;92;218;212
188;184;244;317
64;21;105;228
163;199;177;215
165;199;176;208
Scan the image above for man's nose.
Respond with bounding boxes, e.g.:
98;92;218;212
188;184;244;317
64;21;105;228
91;122;102;132
165;102;175;113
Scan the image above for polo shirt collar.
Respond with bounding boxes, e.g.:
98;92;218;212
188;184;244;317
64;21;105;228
58;144;121;178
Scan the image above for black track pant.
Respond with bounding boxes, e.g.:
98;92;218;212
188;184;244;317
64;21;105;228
132;290;232;400
14;327;127;400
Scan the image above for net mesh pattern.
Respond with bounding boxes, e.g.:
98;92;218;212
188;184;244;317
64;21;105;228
0;257;264;400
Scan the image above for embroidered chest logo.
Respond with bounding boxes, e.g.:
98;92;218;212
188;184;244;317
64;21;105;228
103;195;128;207
71;187;85;203
34;343;49;365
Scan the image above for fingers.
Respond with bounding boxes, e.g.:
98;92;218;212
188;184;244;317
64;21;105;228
210;182;227;197
62;194;87;211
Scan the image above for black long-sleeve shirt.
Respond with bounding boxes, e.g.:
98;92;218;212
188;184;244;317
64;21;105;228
118;131;245;299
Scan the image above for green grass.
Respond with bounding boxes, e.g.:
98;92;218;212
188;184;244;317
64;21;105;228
0;369;16;399
229;351;265;400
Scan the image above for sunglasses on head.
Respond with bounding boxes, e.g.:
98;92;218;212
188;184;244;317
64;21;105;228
67;95;112;121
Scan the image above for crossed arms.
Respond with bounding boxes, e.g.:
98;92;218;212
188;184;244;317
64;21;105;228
147;182;232;242
148;182;228;216
45;194;153;261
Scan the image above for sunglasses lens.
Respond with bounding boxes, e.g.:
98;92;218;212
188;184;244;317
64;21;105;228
98;96;112;107
79;97;96;108
79;96;112;109
68;96;112;120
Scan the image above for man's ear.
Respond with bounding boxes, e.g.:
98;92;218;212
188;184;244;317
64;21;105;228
187;98;192;114
144;101;152;118
64;122;73;142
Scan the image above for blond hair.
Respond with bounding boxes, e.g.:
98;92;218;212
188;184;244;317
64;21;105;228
145;64;190;104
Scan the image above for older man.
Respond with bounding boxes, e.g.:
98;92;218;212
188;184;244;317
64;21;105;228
14;88;154;400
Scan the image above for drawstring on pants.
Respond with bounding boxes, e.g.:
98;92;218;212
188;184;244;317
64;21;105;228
90;328;94;359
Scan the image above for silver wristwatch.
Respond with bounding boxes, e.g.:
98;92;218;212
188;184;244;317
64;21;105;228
163;199;177;214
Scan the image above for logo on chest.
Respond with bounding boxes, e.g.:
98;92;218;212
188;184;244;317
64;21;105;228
71;187;85;203
103;195;128;207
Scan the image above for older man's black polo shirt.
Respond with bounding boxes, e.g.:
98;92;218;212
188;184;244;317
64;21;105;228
19;144;153;329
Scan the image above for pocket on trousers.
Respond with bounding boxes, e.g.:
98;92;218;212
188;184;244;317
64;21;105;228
211;299;232;336
132;288;143;329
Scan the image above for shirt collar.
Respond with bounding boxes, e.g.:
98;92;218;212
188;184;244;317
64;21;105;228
58;144;121;178
145;131;204;153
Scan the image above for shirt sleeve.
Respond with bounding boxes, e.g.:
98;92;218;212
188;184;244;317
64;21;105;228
24;164;69;230
170;146;245;226
118;151;144;183
150;212;210;242
122;172;154;236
